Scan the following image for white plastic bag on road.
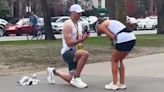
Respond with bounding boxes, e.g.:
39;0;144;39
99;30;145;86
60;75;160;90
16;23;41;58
17;74;40;86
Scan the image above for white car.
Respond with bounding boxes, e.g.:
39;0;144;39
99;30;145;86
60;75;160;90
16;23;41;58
147;16;158;28
51;16;90;33
87;16;98;31
79;17;90;32
0;18;8;36
137;18;155;30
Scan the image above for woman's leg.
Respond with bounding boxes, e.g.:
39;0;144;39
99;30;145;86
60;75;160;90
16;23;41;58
119;60;125;84
111;49;120;84
111;49;129;84
118;52;129;84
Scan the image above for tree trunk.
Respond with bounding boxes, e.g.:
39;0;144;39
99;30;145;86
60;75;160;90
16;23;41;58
157;0;164;34
13;0;20;17
40;0;56;40
31;0;36;13
74;0;78;4
105;0;116;19
115;0;127;25
106;0;126;25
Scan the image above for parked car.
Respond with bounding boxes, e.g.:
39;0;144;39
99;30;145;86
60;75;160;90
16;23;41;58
147;16;158;28
79;17;90;32
51;16;90;33
86;16;98;31
5;18;32;36
0;18;8;36
8;18;20;24
51;16;69;33
137;18;155;30
5;18;44;36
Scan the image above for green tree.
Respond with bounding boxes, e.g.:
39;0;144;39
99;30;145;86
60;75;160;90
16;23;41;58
157;0;164;34
40;0;56;40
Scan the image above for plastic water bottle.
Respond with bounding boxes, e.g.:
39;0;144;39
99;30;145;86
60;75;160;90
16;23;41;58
32;73;37;79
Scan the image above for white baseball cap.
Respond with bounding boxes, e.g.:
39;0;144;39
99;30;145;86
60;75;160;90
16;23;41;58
69;4;84;13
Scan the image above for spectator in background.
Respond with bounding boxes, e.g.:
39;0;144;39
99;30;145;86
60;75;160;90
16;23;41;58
29;12;38;36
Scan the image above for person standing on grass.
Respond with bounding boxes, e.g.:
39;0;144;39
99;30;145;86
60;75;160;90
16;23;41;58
47;4;90;88
29;12;38;36
96;18;136;90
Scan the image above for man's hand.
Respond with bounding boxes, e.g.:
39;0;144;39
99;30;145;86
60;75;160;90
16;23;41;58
79;33;90;42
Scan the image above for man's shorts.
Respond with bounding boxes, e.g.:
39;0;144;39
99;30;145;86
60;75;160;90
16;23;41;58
115;40;136;51
62;49;77;71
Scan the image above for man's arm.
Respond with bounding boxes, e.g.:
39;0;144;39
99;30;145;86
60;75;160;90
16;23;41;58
63;23;81;47
63;22;89;47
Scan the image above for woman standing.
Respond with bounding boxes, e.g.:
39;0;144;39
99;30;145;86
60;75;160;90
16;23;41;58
96;18;136;90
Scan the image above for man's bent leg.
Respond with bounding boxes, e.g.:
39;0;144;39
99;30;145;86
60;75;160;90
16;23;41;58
75;50;89;77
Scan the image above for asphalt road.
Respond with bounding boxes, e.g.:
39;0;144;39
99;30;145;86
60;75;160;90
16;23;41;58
0;53;164;92
0;30;157;41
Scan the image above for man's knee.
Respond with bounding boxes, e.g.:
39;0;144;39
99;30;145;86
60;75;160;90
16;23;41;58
76;50;89;55
83;50;89;56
